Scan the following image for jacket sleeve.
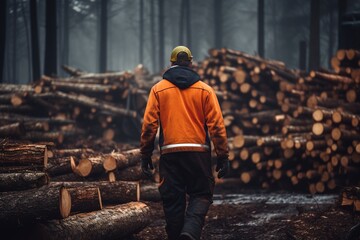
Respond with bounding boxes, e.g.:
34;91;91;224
204;89;229;159
140;87;160;159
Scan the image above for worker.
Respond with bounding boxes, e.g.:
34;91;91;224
140;46;229;240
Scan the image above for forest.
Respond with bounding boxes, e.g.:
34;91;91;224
1;0;360;239
0;0;359;84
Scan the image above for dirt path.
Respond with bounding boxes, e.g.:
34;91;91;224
132;192;360;240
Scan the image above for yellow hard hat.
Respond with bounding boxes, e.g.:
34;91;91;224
170;46;193;62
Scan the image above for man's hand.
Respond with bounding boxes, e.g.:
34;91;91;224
215;157;229;179
141;156;154;179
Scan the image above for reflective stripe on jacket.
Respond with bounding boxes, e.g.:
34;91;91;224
140;77;229;159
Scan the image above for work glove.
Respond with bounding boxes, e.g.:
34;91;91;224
141;156;154;179
216;157;229;179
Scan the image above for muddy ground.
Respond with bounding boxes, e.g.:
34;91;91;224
130;186;360;240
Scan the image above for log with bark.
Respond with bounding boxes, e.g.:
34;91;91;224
0;185;62;223
50;180;140;204
0;172;49;192
0;143;48;167
35;202;151;240
59;186;102;218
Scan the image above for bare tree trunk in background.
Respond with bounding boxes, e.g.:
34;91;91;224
99;0;108;72
62;0;69;67
328;0;335;68
185;0;191;49
150;0;156;72
337;0;347;49
139;0;144;64
257;0;264;57
299;40;307;70
179;0;185;44
30;0;40;82
0;0;6;82
158;0;164;69
12;0;17;81
214;0;222;48
309;0;320;70
44;0;57;76
21;1;31;82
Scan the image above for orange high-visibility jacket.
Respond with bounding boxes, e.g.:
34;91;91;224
140;66;228;159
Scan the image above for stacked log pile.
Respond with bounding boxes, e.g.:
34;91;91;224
0;65;154;145
198;48;360;194
0;140;160;239
340;186;360;212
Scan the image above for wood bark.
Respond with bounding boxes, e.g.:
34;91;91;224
30;0;40;82
103;148;141;171
35;202;151;240
0;143;48;166
140;182;161;201
0;185;62;223
51;180;139;204
0;0;6;82
59;186;102;218
44;0;57;76
115;165;144;181
0;172;49;191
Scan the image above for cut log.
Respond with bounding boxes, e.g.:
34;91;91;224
62;65;88;76
46;157;76;176
51;181;139;204
59;186;102;218
0;122;25;137
0;172;49;192
0;185;62;223
140;182;161;202
115;165;144;181
232;135;259;148
35;202;151;240
0;143;48;167
103;148;141;171
36;91;136;118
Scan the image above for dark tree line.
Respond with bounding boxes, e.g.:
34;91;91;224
0;0;359;83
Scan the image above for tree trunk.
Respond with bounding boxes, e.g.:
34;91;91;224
12;0;17;81
51;180;140;204
62;0;69;67
158;0;164;69
179;0;185;44
214;0;222;48
99;0;107;72
35;202;151;240
0;143;48;167
150;0;156;72
337;0;347;49
0;0;7;82
309;0;320;70
21;0;31;81
328;0;335;68
44;0;57;76
0;172;49;192
29;0;40;82
185;0;191;48
299;40;307;70
0;185;62;223
139;0;144;64
257;0;264;57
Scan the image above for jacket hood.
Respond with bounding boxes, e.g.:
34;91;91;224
163;66;200;89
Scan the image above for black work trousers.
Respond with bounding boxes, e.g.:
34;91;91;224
158;151;214;240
